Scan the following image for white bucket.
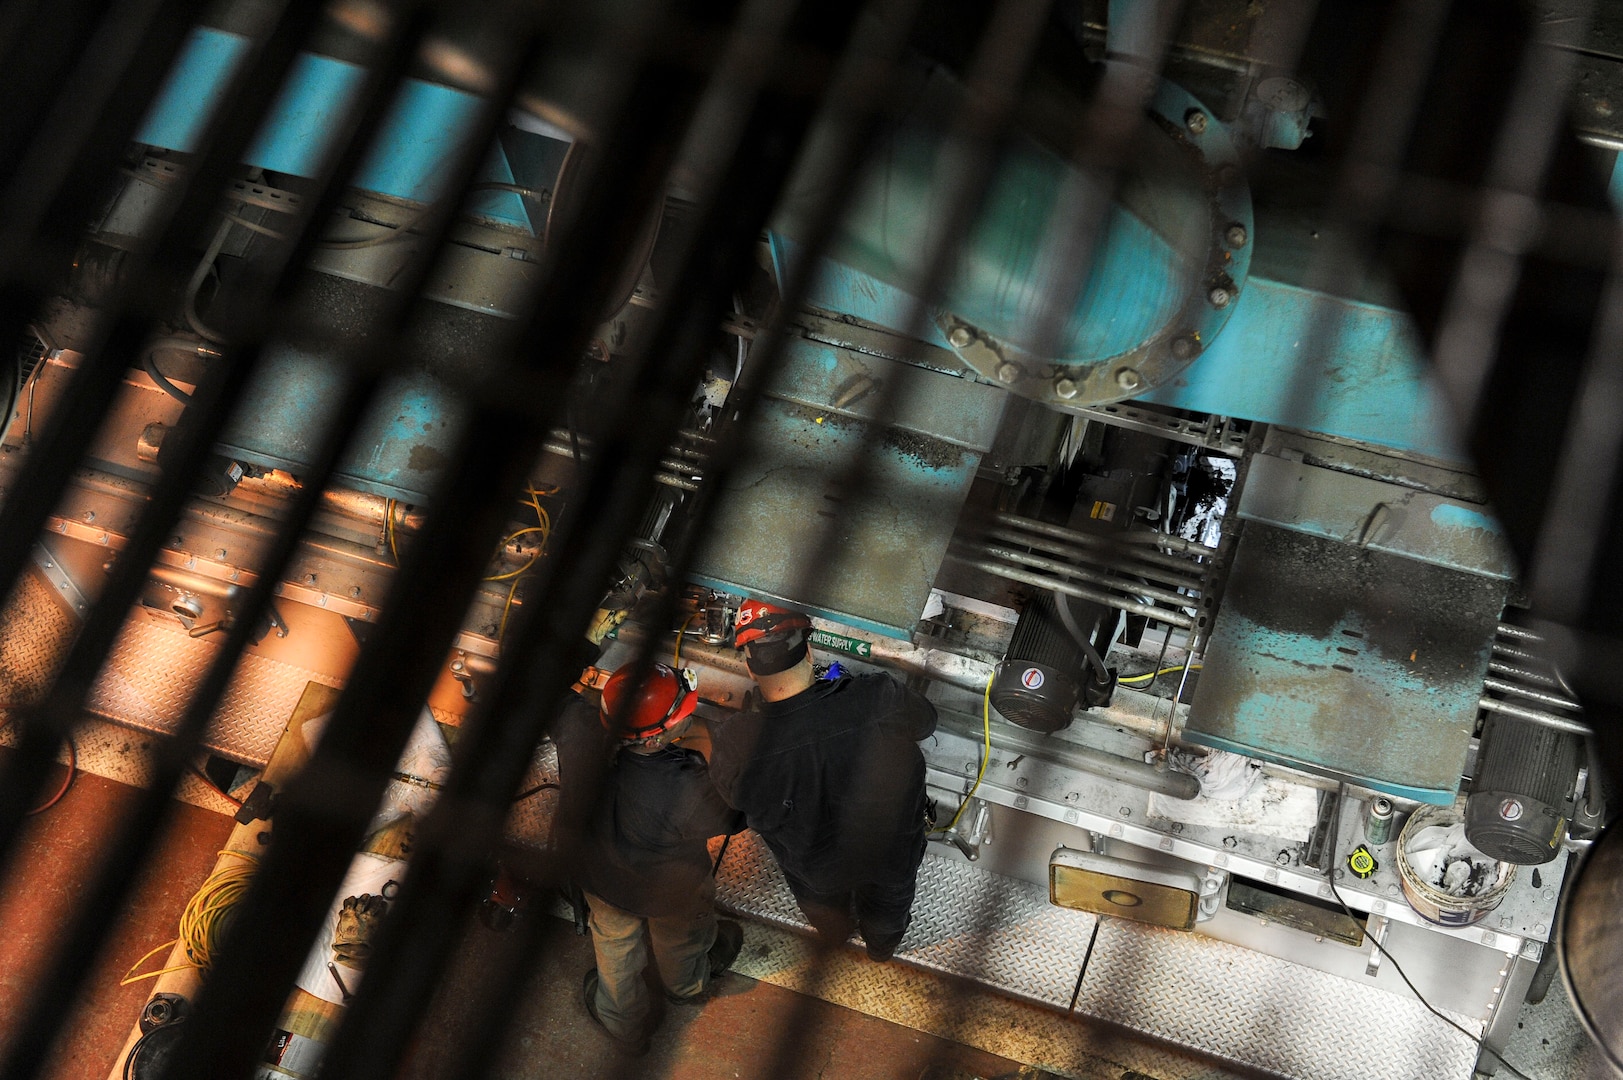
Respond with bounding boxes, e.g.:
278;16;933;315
1395;804;1516;927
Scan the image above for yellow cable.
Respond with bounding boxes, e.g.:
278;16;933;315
385;499;399;563
1118;661;1202;686
943;673;994;834
672;611;701;666
498;574;523;640
484;526;549;582
121;849;259;985
492;488;555;638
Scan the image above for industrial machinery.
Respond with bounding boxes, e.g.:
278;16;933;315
0;2;1618;1080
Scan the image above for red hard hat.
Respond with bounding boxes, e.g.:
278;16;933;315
600;663;698;741
734;598;811;649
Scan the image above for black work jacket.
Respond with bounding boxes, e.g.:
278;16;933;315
708;674;937;892
554;699;742;917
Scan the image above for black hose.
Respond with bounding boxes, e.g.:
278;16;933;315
141;345;193;404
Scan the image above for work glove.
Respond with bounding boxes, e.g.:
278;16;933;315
332;892;390;965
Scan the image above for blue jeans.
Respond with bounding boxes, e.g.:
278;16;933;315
583;892;717;1039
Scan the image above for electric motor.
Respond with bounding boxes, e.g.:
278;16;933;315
1465;711;1582;865
990;592;1085;733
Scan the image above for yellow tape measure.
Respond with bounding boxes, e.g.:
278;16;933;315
1347;844;1378;879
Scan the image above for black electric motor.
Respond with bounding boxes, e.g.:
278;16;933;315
990;592;1115;733
1465;711;1582;865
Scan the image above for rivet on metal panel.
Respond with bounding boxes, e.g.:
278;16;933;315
1535;922;1547;934
1063;810;1077;823
1015;796;1028;809
1542;889;1554;900
1481;931;1498;947
1110;824;1124;838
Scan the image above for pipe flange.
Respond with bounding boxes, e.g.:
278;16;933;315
940;74;1253;407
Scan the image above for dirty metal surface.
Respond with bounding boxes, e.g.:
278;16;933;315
1499;977;1611;1080
1187;522;1505;803
0;569;76;705
691;339;1005;638
1239;453;1516;579
85;613;343;765
1076;917;1485;1080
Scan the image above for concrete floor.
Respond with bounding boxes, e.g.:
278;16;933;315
0;757;1050;1080
399;909;1040;1080
0;762;234;1080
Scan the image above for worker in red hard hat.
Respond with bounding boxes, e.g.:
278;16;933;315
711;598;937;962
554;661;744;1055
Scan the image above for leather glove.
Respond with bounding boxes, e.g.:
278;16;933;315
332;892;390;965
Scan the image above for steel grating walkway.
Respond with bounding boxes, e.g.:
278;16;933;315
714;831;1486;1080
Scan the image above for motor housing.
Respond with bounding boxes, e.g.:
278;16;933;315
991;593;1085;733
1465;712;1581;865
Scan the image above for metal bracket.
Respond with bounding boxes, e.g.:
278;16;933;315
1365;914;1389;977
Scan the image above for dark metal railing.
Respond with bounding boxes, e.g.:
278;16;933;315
0;2;1614;1080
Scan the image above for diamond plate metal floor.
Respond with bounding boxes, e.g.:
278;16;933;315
715;832;1497;1080
87;615;343;764
715;830;1098;1009
1500;978;1610;1080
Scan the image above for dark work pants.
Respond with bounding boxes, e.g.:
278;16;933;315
781;837;926;955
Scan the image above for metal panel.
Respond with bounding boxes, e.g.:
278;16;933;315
691;338;1005;638
1186;522;1505;803
1142;276;1467;461
1075;918;1485;1080
219;344;469;503
133;27;533;227
1239;452;1516;579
